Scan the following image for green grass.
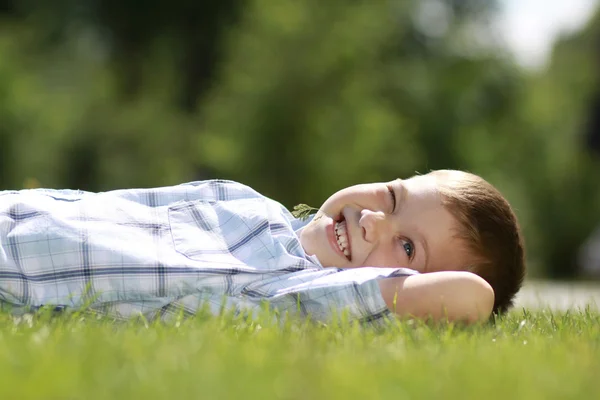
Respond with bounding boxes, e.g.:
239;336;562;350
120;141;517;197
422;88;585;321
0;307;599;399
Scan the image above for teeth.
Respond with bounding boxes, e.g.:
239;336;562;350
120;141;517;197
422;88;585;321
334;220;351;259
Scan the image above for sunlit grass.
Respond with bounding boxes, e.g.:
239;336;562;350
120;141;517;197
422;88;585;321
0;307;599;399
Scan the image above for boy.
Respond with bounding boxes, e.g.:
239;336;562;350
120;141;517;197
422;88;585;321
0;170;524;324
300;170;524;322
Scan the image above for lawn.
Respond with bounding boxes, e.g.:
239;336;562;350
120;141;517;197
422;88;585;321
0;307;598;399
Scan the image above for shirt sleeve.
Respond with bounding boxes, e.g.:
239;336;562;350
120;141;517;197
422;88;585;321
131;267;420;325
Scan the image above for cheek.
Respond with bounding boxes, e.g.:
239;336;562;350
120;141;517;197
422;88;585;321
323;186;384;212
300;217;333;258
299;221;320;255
360;246;400;268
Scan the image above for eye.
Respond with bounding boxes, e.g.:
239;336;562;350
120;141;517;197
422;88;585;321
386;185;396;213
401;238;415;260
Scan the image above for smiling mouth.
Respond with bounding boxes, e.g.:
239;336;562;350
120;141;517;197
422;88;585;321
334;217;352;261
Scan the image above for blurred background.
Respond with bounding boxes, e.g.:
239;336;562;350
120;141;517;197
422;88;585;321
1;0;600;283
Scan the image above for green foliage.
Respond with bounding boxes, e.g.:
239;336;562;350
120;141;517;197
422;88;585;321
291;204;319;221
0;308;599;399
0;0;599;277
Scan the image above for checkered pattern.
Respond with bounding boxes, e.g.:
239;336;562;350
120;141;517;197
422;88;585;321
0;180;417;323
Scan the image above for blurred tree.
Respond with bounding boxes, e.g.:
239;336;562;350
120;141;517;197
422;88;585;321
0;0;15;15
198;0;514;206
585;92;600;155
1;0;599;278
4;0;242;110
512;9;600;278
88;0;242;110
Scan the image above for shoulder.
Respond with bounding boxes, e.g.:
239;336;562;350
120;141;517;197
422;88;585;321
170;180;268;201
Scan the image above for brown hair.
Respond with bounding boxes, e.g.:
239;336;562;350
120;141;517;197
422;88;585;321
433;170;526;314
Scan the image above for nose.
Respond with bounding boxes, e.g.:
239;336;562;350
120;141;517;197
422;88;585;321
359;209;389;243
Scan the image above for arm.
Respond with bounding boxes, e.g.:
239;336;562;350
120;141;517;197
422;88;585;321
378;271;494;324
98;269;492;325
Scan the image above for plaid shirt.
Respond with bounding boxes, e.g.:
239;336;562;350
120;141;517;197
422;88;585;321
0;180;416;324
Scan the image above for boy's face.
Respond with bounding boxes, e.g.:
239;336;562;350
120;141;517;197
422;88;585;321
299;173;469;273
